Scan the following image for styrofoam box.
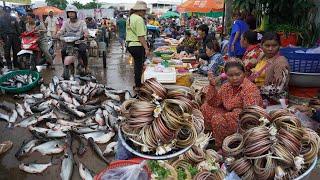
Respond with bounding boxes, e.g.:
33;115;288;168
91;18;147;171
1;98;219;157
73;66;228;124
143;66;176;83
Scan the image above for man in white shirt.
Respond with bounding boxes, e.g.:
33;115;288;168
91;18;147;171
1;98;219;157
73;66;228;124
45;11;58;37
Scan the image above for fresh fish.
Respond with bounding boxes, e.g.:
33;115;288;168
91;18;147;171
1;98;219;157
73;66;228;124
85;97;101;105
1;74;34;88
71;86;80;94
24;101;33;115
57;120;83;127
8;109;18;127
79;162;93;180
105;91;120;101
59;101;85;118
84;85;91;95
19;162;52;173
25;93;44;99
49;83;55;93
72;125;108;134
52;76;60;87
15;103;25;118
60;148;74;180
15;139;40;159
77;105;100;112
61;92;73;104
28;126;50;133
0;112;9;122
46;122;72;132
53;108;72;120
83;131;115;144
15;115;37;127
94;109;104;126
72;98;81;106
46;129;67;138
103;142;117;156
108;114;120;129
37;111;56;122
40;107;52;115
50;93;61;100
31;140;65;155
88;137;109;164
79;85;85;95
102;110;110;127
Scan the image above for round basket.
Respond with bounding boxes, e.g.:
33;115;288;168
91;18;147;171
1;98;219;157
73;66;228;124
118;128;192;160
94;158;151;180
0;70;40;93
154;51;174;57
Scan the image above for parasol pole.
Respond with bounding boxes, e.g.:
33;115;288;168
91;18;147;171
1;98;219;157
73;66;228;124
221;2;226;41
3;1;5;6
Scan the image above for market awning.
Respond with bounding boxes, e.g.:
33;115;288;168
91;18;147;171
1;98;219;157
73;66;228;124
177;0;224;13
160;11;180;19
33;6;64;16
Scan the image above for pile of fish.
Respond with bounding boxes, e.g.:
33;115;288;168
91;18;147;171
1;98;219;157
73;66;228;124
0;76;132;179
0;74;36;88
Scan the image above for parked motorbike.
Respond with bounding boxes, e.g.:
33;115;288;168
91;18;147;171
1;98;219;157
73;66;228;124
17;30;55;70
88;28;107;68
60;33;86;80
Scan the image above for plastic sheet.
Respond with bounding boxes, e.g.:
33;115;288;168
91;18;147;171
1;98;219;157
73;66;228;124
100;160;148;180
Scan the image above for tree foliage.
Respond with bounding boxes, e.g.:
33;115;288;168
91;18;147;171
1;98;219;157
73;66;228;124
72;1;84;9
71;0;102;9
45;0;68;10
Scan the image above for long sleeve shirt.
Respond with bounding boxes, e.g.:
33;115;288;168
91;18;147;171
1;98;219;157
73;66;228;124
58;19;88;38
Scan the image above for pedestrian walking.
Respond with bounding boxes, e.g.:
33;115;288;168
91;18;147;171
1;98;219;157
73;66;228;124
116;14;126;50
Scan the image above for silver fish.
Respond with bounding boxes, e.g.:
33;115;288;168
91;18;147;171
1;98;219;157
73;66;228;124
0;112;9;122
83;131;115;144
31;140;65;155
103;142;117;155
57;119;83;127
28;126;50;133
104;91;120;102
88;137;109;164
94;109;104;126
46;129;67;138
79;162;93;180
61;92;73;104
15;103;25;118
15;115;37;127
15;139;40;159
24;101;33;115
8;109;18;127
25;93;44;99
19;162;52;173
46;122;72;132
72;125;108;134
60;149;74;180
72;97;80;106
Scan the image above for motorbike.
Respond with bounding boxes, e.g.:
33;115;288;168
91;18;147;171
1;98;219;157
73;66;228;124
88;28;107;68
17;30;55;70
60;33;86;80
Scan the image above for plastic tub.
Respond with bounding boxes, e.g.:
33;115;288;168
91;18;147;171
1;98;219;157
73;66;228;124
289;72;320;87
0;70;40;93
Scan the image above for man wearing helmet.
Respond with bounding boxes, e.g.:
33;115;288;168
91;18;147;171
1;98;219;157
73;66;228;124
56;5;89;72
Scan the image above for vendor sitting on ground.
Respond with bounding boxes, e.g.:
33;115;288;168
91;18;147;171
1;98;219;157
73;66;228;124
196;24;216;60
240;30;264;75
201;61;263;149
249;32;290;105
198;40;224;76
176;30;198;53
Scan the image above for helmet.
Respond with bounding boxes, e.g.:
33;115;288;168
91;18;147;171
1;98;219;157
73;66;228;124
66;5;78;18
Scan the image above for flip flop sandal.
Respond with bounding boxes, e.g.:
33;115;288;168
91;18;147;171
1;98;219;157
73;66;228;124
0;141;13;155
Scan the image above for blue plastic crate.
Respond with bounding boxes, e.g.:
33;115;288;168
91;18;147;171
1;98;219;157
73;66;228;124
280;48;320;73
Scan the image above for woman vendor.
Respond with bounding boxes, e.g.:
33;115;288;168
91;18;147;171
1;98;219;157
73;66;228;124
198;41;224;76
240;30;264;75
249;32;290;105
176;30;199;53
201;61;263;149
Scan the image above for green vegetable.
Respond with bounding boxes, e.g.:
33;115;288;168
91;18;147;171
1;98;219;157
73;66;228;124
187;165;199;177
177;168;187;180
147;160;171;180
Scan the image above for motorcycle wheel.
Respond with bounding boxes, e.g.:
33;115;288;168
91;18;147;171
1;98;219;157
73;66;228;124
102;51;106;68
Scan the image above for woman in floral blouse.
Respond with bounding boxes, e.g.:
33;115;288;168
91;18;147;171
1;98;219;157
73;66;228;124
200;61;263;149
240;30;264;75
177;30;199;53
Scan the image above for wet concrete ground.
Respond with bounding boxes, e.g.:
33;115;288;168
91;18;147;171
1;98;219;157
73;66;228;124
1;41;320;179
0;41;133;180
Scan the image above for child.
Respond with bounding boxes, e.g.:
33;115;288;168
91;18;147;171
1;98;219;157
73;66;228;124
199;40;224;76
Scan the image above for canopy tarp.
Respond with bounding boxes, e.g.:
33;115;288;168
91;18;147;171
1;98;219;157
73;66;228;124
177;0;224;13
33;6;64;16
5;0;31;4
160;11;180;19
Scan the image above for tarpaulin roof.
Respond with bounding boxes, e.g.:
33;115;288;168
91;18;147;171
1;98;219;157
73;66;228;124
177;0;224;13
160;11;180;19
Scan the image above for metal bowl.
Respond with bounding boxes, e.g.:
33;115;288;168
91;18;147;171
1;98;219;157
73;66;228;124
289;72;320;87
118;127;192;160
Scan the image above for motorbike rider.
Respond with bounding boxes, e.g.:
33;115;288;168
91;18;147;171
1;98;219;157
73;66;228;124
56;5;89;73
26;13;53;67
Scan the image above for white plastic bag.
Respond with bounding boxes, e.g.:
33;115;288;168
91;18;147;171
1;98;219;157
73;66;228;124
101;160;148;180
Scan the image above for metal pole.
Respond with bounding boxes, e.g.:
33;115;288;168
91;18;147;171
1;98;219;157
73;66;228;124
3;0;6;7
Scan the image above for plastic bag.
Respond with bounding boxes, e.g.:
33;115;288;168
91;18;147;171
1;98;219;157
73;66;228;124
224;171;241;180
101;160;149;180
